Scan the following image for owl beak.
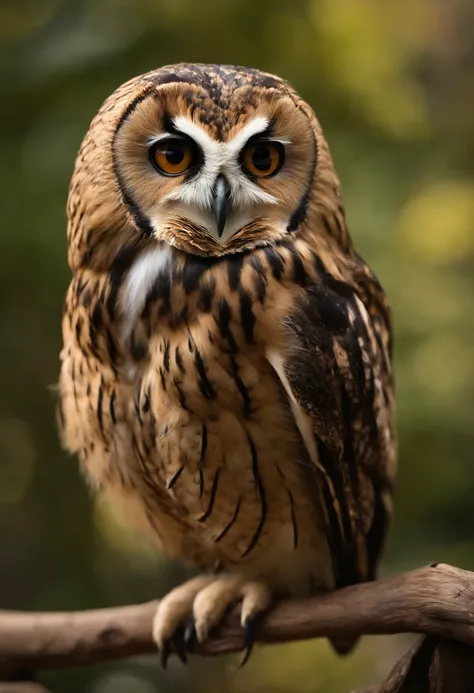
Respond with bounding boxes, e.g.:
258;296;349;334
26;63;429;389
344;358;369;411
211;175;231;238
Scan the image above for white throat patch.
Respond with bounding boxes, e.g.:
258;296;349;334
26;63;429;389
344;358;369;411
120;245;172;339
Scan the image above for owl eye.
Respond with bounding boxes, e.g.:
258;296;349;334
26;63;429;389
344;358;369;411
150;137;198;176
242;141;284;178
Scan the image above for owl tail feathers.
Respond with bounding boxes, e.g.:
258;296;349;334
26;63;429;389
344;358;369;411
329;636;360;656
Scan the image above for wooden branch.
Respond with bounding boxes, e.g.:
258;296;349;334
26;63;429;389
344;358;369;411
1;563;474;683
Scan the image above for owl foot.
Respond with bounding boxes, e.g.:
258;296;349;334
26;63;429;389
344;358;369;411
152;574;272;667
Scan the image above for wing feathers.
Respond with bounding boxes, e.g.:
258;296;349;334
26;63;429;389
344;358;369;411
268;279;395;588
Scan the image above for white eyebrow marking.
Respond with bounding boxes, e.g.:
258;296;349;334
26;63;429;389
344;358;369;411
147;120;291;151
173;115;271;159
147;133;175;146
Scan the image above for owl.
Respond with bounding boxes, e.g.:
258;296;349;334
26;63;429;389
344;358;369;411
58;63;396;665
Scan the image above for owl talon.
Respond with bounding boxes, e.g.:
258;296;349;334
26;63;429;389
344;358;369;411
159;639;171;670
172;628;188;664
184;616;197;649
154;575;272;666
239;614;260;666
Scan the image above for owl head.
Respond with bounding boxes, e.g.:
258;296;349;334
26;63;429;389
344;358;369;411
68;64;345;269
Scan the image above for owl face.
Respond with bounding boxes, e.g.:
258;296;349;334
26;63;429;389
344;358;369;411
112;64;318;256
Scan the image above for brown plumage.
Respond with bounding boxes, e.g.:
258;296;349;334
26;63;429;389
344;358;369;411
58;63;396;663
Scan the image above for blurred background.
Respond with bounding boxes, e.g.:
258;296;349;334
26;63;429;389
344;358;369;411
1;0;473;690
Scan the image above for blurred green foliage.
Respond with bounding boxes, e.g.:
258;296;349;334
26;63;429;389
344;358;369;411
0;0;473;690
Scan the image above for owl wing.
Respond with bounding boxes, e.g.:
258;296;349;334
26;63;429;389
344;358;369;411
267;274;395;588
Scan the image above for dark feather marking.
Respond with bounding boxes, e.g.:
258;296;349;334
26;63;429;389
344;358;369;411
91;302;103;333
216;299;237;351
105;329;118;374
174;379;187;410
309;248;327;277
340;385;361;512
159;367;167;391
75;316;83;344
74;275;86;300
130;331;146;361
287;488;298;549
114;86;155;134
82;287;92;308
241;435;267;557
112;89;156;238
250;255;267;303
142;389;150;413
178;304;189;325
249;254;264;274
175;346;185;373
333;211;345;241
264;246;284;281
231;357;252;418
287;189;311;232
227;254;244;291
134;396;143;426
254;273;266;304
239;289;255;343
215;301;251;416
132;435;162;496
109;390;116;424
316;441;359;587
167;465;185;490
193;343;216;399
199;469;220;522
316;438;353;543
143;270;172;319
324;276;357;300
155;271;172;316
96;381;105;438
198;424;207;496
88;305;102;361
181;254;216;294
198;276;216;313
163;339;170;372
287;245;307;285
200;424;208;465
215;498;242;543
312;285;349;335
322;214;335;239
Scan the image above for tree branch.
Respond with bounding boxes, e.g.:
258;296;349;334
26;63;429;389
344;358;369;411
1;564;474;686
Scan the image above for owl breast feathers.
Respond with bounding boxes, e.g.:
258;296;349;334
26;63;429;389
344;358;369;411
58;63;396;661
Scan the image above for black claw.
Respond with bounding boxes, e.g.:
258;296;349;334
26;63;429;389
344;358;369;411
160;639;170;670
239;615;260;667
184;616;196;649
172;629;188;664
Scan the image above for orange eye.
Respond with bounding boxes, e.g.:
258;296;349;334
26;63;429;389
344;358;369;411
242;142;284;177
150;138;196;176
